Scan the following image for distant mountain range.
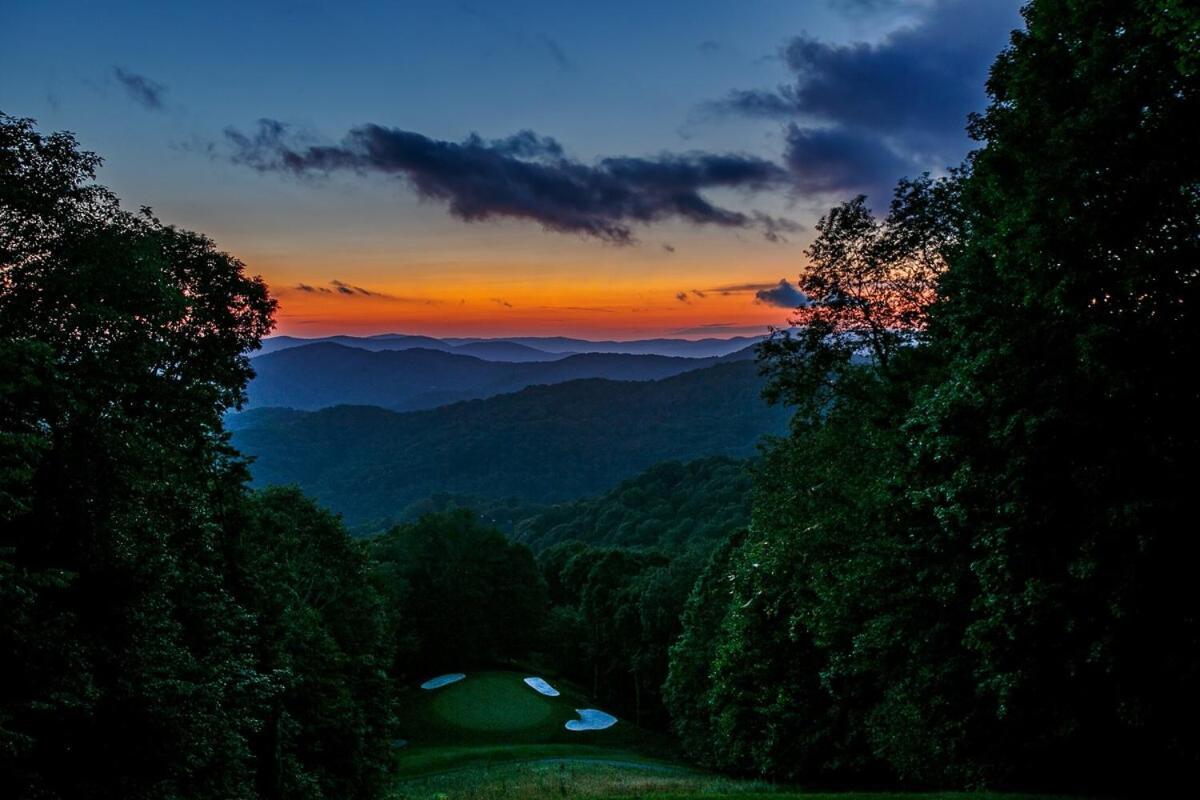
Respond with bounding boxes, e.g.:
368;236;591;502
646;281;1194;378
254;333;766;359
230;361;789;529
244;341;759;411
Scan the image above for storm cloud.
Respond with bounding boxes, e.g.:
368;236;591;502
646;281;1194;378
224;120;796;243
710;0;1021;198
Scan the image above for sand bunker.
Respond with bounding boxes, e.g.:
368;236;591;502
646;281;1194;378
420;673;465;690
565;708;617;731
523;676;560;697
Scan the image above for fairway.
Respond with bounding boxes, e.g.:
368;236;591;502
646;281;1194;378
393;670;678;780
389;672;1091;800
429;673;555;732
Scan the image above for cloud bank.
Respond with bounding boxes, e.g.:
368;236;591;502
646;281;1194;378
709;0;1021;198
225;120;798;244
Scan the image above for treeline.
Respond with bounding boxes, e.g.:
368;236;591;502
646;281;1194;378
228;358;787;528
1;115;397;800
366;456;755;728
665;1;1198;791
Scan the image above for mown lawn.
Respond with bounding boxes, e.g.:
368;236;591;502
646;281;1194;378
387;757;1082;800
389;671;1089;800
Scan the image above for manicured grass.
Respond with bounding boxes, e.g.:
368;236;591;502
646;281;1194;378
387;757;1079;800
388;671;1087;800
395;670;670;755
428;674;555;732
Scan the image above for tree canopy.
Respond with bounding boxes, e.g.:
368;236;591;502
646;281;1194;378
667;1;1200;790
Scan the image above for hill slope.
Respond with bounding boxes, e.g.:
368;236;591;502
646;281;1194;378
231;361;787;528
243;342;754;411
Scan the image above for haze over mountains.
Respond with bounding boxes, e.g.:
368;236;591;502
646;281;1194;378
255;333;766;358
244;339;761;411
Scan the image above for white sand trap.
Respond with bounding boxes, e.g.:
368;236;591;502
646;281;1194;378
523;676;560;697
420;673;465;690
565;708;617;731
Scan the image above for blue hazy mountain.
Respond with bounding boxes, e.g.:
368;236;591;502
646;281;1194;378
231;360;787;528
243;341;759;411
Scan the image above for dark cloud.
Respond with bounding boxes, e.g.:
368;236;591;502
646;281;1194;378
783;124;916;198
712;88;798;119
753;210;804;242
329;279;388;297
698;40;721;53
755;279;810;308
675;291;690;303
293;280;435;302
708;281;781;295
113;67;167;110
708;0;1021;198
691;289;706;298
491;298;513;308
539;34;573;70
224;120;796;244
662;243;676;253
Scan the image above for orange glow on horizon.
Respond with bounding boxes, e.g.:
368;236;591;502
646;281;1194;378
263;272;797;339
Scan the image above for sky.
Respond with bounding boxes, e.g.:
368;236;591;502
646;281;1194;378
0;0;1023;339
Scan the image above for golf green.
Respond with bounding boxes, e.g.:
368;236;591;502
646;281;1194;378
429;673;556;732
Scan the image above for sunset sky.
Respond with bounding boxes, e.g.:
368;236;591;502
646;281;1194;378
0;0;1021;338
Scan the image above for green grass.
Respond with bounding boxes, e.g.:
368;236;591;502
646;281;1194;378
395;671;670;756
428;675;556;732
389;671;1084;800
387;758;1077;800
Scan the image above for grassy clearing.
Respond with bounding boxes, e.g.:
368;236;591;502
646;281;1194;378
395;671;671;757
386;758;1077;800
389;671;1083;800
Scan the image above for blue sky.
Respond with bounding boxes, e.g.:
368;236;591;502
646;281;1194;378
0;0;1023;337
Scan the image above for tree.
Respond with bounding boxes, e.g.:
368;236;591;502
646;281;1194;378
758;173;960;423
1;112;276;799
907;0;1200;784
671;0;1200;789
371;510;545;676
227;488;396;800
2;113;398;800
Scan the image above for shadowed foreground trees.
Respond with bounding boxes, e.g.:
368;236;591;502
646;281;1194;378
1;113;396;800
667;0;1199;790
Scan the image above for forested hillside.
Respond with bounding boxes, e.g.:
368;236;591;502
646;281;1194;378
232;362;788;528
513;456;752;553
243;341;754;410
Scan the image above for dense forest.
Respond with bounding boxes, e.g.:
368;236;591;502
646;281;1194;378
664;1;1199;790
2;1;1197;798
229;362;787;528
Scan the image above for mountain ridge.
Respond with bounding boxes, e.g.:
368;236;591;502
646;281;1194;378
231;360;788;528
244;341;759;411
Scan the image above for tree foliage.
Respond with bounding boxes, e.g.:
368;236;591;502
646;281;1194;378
668;0;1200;789
1;113;396;800
370;510;546;676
